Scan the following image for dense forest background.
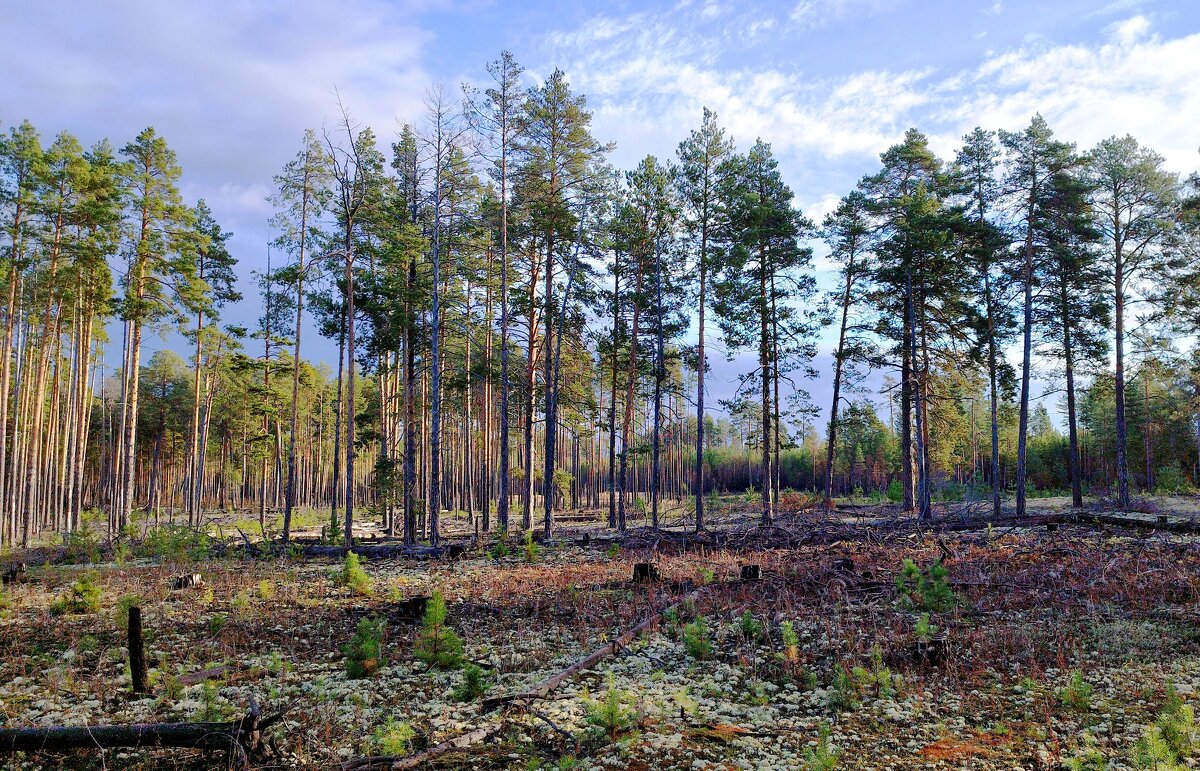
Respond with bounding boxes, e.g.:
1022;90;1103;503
2;51;1199;549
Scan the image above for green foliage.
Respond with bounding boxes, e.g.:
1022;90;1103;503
738;610;762;642
682;617;712;660
197;681;222;721
206;613;228;634
780;620;800;649
337;552;372;596
1155;464;1195;495
343;616;386;678
256;580;275;601
1065;735;1108;771
699;567;715;585
490;539;510;560
885;479;904;503
371;717;415;755
586;675;635;741
1058;670;1094;713
1131;687;1198;769
522;530;540;563
451;663;492;702
115;593;143;630
231;589;251;614
0;584;9;617
914;613;937;642
414;591;463;669
137;525;212;562
605;542;620;560
50;573;102;615
803;721;840;770
895;558;956;612
63;522;101;564
828;666;861;712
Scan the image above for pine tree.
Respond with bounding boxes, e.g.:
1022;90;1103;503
1086;135;1178;508
1001;115;1076;518
272;129;330;542
675;108;734;531
714;140;816;525
117;127;196;531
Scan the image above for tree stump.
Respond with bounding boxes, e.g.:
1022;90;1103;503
740;565;761;582
395;595;429;623
2;563;27;585
171;574;203;590
1046;522;1058;533
128;606;148;696
833;557;854;573
632;563;660;583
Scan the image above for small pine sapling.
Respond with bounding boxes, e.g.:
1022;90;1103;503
803;721;841;769
586;675;635;741
682;617;712;660
371;717;415;755
338;552;372;596
739;611;762;642
781;620;800;662
895;558;956;612
522;529;540;563
414;590;463;669
1058;670;1094;713
343;616;386;678
452;664;492;701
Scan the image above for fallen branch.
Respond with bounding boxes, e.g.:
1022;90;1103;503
341;725;501;770
482;584;709;712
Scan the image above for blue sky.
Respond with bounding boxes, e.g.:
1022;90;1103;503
2;0;1198;428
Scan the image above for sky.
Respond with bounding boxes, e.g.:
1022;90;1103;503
2;0;1198;428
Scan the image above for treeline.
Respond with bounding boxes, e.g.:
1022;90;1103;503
2;51;1199;547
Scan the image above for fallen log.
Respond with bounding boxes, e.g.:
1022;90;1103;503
0;700;281;767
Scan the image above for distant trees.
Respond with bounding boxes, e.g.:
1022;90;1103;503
3;60;1200;549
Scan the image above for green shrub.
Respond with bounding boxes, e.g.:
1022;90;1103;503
414;591;463;669
343;616;386;678
803;721;840;769
1058;670;1094;713
738;611;762;642
586;675;635;741
337;552;372;596
197;681;222;721
138;525;211;562
885;480;903;504
522;530;540;563
1131;686;1198;769
256;580;275;601
828;666;861;712
914;613;937;642
452;663;492;702
490;539;510;560
605;542;619;560
371;717;415;755
895;558;956;612
682;617;712;660
50;573;102;615
699;567;715;585
115;593;143;630
63;523;101;564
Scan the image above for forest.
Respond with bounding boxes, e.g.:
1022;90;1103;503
2;48;1200;770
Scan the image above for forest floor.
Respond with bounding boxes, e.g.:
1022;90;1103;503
3;495;1200;769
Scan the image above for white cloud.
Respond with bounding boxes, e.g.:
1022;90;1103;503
789;0;897;29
